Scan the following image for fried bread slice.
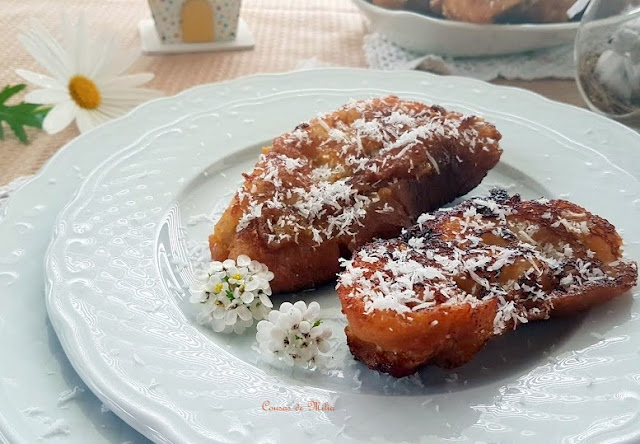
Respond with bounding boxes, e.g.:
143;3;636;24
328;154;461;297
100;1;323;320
503;0;576;23
373;0;432;13
430;0;576;24
430;0;525;24
210;96;502;293
337;189;637;377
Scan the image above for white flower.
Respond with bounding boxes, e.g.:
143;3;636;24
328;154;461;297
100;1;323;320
15;15;162;134
190;255;274;334
256;301;332;368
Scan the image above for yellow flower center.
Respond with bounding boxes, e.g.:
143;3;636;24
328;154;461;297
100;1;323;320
232;273;242;281
68;75;101;110
213;283;223;293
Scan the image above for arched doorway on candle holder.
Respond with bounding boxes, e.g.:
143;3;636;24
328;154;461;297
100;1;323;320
181;0;215;43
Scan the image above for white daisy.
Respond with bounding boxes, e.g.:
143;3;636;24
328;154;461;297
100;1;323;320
15;15;161;134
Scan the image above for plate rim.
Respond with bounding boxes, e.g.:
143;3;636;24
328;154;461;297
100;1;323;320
43;68;640;444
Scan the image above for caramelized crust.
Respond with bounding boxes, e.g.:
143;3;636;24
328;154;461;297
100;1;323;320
371;0;407;9
429;0;576;24
210;96;502;293
430;0;523;23
338;190;638;377
504;0;577;23
373;0;432;13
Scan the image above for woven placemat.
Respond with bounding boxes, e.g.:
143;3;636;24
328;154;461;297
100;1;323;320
0;0;367;186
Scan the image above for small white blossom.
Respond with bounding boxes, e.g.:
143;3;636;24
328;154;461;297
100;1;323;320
256;301;332;368
190;255;274;334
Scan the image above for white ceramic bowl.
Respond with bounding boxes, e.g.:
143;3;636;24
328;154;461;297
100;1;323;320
353;0;580;56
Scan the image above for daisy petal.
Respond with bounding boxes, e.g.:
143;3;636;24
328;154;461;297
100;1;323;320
43;101;76;134
101;73;155;89
18;19;71;79
88;30;118;79
61;13;82;72
100;88;163;105
88;110;114;127
105;48;141;77
14;69;62;89
86;104;126;120
61;13;77;60
24;88;69;105
75;14;91;75
99;92;163;114
75;110;96;133
77;109;116;133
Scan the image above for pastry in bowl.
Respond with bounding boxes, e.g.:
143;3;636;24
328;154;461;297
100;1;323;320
209;96;502;293
504;0;579;23
380;0;581;24
429;0;522;24
337;189;638;377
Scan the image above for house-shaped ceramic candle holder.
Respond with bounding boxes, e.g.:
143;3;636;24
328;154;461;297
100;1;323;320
139;0;254;54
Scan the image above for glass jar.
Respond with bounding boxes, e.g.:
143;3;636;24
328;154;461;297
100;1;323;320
575;0;640;121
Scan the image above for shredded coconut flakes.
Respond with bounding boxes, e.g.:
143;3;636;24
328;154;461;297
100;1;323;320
232;97;497;246
338;192;617;335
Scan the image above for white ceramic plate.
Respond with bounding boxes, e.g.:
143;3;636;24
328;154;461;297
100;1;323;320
353;0;580;56
0;71;355;444
45;69;640;444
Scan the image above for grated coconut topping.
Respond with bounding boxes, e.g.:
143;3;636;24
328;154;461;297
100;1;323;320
338;191;620;335
233;96;498;246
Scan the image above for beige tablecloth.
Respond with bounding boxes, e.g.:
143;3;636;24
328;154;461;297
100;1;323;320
1;0;587;187
0;0;368;185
